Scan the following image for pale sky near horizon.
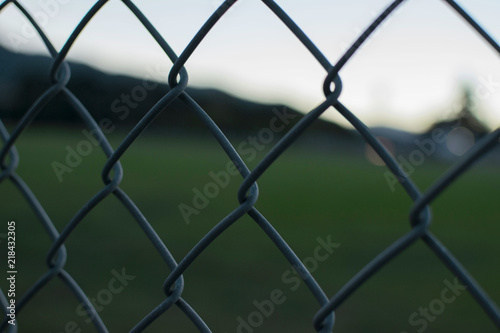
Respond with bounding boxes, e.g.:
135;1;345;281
1;0;500;132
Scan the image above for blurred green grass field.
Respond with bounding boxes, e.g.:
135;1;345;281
1;126;499;333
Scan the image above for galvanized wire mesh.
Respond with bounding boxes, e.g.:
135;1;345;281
0;0;499;332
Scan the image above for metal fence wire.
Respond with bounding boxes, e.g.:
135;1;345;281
1;0;500;332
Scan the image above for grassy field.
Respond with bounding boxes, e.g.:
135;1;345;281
1;126;499;333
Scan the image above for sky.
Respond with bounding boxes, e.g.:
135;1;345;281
1;0;500;132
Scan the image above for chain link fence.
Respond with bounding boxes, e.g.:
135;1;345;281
1;0;499;332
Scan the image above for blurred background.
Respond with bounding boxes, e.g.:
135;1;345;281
0;0;499;332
